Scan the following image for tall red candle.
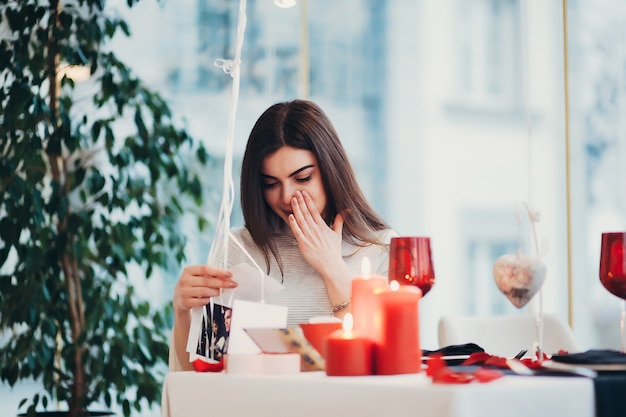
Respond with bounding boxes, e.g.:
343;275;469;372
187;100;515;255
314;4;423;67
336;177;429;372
351;257;388;341
374;281;422;375
325;314;374;376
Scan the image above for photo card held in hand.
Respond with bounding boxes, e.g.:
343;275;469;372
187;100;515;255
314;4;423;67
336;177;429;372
187;262;285;360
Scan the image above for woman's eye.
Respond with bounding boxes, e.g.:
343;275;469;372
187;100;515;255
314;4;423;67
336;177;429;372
296;175;312;183
262;182;278;189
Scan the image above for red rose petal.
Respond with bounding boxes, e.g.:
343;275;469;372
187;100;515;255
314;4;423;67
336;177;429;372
484;356;509;369
474;368;504;382
462;352;492;366
433;371;474;384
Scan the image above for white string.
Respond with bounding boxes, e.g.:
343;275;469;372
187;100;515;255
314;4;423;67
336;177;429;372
187;0;248;356
207;0;247;269
517;0;533;208
518;0;543;361
206;0;247;297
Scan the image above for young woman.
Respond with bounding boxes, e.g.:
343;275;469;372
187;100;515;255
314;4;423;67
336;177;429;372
171;99;395;370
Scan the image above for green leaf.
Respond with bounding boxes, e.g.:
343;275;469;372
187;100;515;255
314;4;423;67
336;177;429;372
0;218;20;246
0;248;10;266
134;109;148;141
91;120;102;141
122;398;131;417
58;11;73;31
4;81;32;122
88;169;106;194
72;167;86;190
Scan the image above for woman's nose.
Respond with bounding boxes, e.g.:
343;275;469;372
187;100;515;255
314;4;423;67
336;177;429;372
281;184;298;206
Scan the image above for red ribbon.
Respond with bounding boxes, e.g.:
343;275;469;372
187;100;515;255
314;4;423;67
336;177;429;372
425;355;503;384
462;351;556;370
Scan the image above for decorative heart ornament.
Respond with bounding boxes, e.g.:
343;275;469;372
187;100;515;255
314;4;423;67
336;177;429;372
493;254;546;308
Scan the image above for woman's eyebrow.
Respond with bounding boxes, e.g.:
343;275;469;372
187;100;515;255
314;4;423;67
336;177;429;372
261;164;315;179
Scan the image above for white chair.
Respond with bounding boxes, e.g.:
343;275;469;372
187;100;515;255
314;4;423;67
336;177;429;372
437;313;582;358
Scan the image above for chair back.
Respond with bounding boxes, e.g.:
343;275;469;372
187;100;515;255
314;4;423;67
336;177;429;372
437;313;581;357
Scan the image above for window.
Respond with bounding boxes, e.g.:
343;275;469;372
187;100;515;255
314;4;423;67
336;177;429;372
455;0;521;110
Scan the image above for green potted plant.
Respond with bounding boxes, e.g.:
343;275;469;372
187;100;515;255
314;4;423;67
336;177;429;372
0;0;212;416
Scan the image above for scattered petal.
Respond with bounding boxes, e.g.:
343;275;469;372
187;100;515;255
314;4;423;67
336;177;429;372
474;368;504;382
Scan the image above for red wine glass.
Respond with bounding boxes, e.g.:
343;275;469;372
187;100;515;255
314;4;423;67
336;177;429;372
599;232;626;352
388;236;435;296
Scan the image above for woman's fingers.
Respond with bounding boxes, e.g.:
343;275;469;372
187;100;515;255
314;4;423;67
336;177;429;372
174;265;237;311
301;191;326;224
290;190;328;235
292;190;325;228
331;211;344;235
290;192;311;236
290;191;343;242
288;190;345;271
183;264;234;279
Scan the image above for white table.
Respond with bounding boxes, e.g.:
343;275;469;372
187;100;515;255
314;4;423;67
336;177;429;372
161;370;595;417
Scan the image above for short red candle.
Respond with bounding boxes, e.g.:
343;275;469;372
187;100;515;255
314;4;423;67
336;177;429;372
351;258;388;341
325;314;374;376
374;282;422;375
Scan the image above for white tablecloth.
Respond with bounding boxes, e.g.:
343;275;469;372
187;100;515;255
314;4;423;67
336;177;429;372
161;370;595;417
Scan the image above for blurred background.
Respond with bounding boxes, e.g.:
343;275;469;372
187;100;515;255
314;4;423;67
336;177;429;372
108;0;625;350
2;0;626;414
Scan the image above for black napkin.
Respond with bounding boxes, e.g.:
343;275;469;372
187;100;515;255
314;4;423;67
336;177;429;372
550;349;626;365
551;349;626;417
423;342;485;357
423;343;485;365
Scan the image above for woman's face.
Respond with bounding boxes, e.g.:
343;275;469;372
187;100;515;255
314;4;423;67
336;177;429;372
261;146;327;224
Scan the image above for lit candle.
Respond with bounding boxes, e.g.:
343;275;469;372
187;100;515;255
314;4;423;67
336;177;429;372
374;280;422;375
351;257;388;341
324;313;374;376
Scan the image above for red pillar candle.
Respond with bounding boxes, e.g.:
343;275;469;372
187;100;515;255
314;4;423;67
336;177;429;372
351;257;388;341
325;313;374;376
374;281;422;375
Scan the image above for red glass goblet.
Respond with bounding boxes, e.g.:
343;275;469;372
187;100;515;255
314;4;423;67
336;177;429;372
388;236;435;296
599;232;626;352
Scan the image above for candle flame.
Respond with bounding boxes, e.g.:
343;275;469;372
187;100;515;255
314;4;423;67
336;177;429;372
390;280;400;291
342;313;354;332
361;257;371;277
